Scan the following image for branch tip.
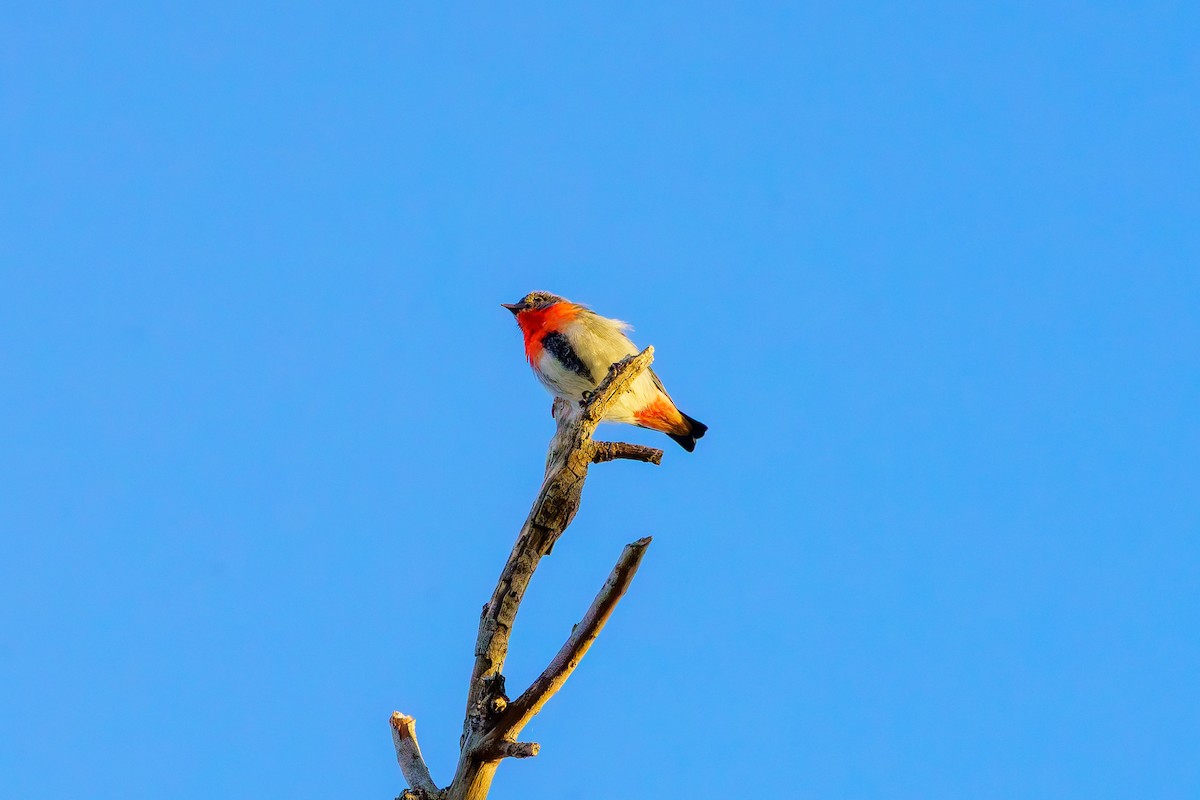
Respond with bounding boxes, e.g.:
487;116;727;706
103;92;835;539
390;712;416;739
590;441;664;465
501;536;652;735
391;711;438;795
502;741;540;759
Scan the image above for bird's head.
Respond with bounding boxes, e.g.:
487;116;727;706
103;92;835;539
502;291;580;342
501;291;565;317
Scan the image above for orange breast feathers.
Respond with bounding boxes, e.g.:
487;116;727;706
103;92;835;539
516;302;580;364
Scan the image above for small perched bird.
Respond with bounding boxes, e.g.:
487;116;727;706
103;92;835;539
503;291;708;451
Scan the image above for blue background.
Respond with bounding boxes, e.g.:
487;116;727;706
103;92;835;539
2;3;1197;798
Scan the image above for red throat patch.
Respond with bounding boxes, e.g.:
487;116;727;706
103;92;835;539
516;302;579;363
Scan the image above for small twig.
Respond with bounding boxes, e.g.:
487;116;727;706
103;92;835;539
501;537;652;735
391;712;439;796
496;741;540;759
590;441;663;465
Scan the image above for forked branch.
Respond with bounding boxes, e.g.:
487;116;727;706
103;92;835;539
500;536;651;734
390;348;662;800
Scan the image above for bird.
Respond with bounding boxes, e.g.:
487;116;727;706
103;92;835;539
502;291;708;451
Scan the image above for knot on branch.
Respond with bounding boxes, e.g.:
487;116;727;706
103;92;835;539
398;790;441;800
463;674;510;736
481;674;509;716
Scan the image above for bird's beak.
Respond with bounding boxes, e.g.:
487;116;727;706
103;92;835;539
501;302;524;315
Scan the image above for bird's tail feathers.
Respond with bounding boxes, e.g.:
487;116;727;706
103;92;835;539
667;412;708;452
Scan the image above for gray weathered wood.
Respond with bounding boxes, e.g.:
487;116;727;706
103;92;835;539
500;537;651;734
390;713;438;798
391;348;661;800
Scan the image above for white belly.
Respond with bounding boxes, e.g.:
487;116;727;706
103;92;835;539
534;350;663;426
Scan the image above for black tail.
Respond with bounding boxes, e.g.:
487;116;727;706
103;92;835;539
667;413;708;452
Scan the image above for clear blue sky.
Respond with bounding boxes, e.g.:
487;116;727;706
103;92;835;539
2;3;1197;798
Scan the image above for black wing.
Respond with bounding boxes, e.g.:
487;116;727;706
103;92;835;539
541;331;594;380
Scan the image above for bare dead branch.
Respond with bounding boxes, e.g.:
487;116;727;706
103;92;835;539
501;537;652;734
484;743;542;762
394;347;661;800
496;741;540;759
390;712;439;797
591;441;664;464
462;349;656;717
